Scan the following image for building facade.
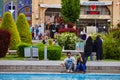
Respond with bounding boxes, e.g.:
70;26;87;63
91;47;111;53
32;0;120;33
0;0;32;25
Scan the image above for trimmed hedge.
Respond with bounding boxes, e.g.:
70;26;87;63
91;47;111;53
47;45;62;60
0;29;11;58
16;13;32;44
36;43;62;60
0;12;21;49
36;43;45;60
17;43;31;57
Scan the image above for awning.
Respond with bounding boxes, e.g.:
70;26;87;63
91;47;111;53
40;1;112;8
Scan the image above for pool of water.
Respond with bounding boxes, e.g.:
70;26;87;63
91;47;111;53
0;73;120;80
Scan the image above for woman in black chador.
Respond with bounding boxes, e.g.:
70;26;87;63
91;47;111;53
84;36;93;60
94;35;103;60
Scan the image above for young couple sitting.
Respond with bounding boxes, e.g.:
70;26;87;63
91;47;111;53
61;52;86;73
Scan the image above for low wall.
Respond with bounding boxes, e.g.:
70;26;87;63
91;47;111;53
0;61;120;73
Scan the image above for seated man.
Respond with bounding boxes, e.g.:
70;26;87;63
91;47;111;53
75;52;86;73
61;52;76;72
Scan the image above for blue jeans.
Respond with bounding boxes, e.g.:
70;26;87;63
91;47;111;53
90;53;92;60
65;62;74;71
75;63;86;72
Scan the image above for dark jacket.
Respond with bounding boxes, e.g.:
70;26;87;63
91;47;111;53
94;36;103;60
77;53;86;65
84;36;93;57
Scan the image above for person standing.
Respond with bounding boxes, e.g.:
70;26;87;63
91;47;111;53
94;35;103;60
84;36;93;61
38;25;42;40
35;26;39;40
50;22;56;38
30;25;35;40
61;52;76;72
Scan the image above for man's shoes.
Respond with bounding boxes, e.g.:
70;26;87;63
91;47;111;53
66;70;74;73
70;70;73;72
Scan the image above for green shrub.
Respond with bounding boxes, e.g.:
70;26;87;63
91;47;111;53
57;32;79;50
16;13;32;44
103;34;120;60
36;43;62;60
0;12;21;49
17;43;31;57
48;39;53;45
0;29;11;58
47;45;62;60
91;33;106;42
36;43;45;60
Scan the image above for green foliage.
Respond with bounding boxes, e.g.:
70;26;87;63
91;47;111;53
61;0;80;24
57;32;79;50
16;13;32;44
0;29;11;58
0;54;24;60
17;43;31;57
48;39;53;45
36;43;45;60
36;43;62;60
103;33;120;60
91;33;106;42
0;12;21;49
117;22;120;28
110;28;120;45
47;45;62;60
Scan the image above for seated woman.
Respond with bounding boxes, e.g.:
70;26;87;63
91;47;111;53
61;52;76;72
75;52;86;73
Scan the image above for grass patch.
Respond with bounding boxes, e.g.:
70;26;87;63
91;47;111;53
1;53;120;62
0;54;24;60
60;53;66;60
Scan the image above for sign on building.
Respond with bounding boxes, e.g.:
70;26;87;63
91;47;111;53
87;26;97;34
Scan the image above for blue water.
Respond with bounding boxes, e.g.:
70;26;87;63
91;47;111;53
0;73;120;80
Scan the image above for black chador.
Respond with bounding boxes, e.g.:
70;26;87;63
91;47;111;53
94;35;103;60
84;36;93;58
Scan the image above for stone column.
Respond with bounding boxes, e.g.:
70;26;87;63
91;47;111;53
112;0;120;28
32;0;41;25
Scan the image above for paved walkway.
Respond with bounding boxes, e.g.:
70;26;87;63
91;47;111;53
0;60;120;66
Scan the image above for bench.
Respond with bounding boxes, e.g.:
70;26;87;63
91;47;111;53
8;50;17;55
